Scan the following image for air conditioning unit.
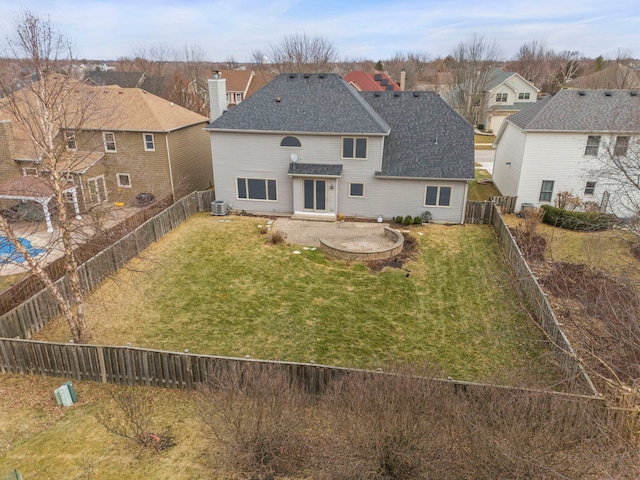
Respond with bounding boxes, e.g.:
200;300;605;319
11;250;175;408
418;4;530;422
211;200;229;216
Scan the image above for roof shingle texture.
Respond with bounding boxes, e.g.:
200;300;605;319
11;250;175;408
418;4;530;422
343;71;401;91
360;91;474;179
207;73;390;134
508;89;640;132
288;163;343;176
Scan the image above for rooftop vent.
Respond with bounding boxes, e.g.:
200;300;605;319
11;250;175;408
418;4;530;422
413;92;420;97
275;96;282;102
605;91;612;96
373;73;382;81
303;73;310;78
631;91;638;96
374;92;381;97
578;91;586;96
394;92;400;97
289;74;296;78
319;73;326;78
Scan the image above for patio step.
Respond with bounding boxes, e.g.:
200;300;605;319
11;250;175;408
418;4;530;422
291;212;336;222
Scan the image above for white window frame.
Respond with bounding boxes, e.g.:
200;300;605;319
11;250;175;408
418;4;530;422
342;137;368;159
584;181;596;196
349;182;365;198
518;92;530;100
539;180;555;202
614;136;629;157
584;135;600;156
66;131;77;151
235;92;242;103
495;93;507;102
22;167;38;177
236;177;278;202
103;132;117;152
117;173;132;188
424;185;452;207
225;93;230;102
143;133;155;152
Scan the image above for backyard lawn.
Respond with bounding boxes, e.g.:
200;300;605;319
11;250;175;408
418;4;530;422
467;167;501;201
36;214;556;385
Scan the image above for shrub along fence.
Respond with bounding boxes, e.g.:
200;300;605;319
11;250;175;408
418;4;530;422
0;191;215;339
0;337;603;406
489;204;598;396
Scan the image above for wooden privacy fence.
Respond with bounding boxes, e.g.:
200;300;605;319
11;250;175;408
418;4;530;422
465;201;496;224
489;204;598;395
0;195;174;316
0;337;604;405
0;190;216;340
491;195;518;214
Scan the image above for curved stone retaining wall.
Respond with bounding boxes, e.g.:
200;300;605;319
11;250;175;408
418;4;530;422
319;227;404;261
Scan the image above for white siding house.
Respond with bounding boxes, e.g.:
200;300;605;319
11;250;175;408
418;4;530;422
483;71;538;133
493;89;640;217
206;73;474;224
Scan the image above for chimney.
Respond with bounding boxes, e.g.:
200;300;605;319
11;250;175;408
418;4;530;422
208;70;227;121
400;69;406;91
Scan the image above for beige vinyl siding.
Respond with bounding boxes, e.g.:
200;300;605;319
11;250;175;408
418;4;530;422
0;121;17;182
165;122;213;198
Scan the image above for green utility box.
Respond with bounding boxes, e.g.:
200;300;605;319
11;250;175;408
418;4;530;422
53;382;78;407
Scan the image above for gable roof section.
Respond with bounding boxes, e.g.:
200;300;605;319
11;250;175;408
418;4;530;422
218;69;254;93
507;89;640;132
361;91;474;179
84;71;145;88
568;64;640;90
486;69;539;93
207;73;390;135
343;71;401;92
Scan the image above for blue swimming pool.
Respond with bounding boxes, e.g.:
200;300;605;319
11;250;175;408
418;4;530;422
0;236;46;264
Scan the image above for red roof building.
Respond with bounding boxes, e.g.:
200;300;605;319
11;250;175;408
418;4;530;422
343;71;402;92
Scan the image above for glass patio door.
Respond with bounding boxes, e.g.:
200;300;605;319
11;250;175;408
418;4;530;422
303;179;326;212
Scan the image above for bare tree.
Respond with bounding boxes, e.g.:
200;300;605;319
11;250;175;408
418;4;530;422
546;50;583;92
383;51;431;90
266;33;338;73
510;39;552;87
445;33;502;126
0;11;115;342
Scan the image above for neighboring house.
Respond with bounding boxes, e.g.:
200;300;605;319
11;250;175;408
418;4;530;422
482;69;538;133
567;63;640;90
343;71;403;92
217;69;256;107
492;89;640;216
0;80;213;212
205;73;473;223
84;71;172;99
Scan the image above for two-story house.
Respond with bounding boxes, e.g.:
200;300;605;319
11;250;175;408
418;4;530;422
205;73;474;223
492;88;640;217
0;80;212;212
482;70;538;133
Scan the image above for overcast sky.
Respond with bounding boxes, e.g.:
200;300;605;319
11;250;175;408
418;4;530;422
0;0;638;62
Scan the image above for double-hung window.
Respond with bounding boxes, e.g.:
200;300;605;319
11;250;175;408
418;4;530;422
103;132;117;152
495;93;507;102
539;180;555;202
518;92;530;100
584;136;600;156
143;133;155;151
66;131;76;150
117;173;132;188
237;178;277;201
425;186;452;207
342;137;367;159
614;136;629;156
584;181;596;196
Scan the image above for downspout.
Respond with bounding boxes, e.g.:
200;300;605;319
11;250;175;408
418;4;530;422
461;178;470;225
165;132;175;200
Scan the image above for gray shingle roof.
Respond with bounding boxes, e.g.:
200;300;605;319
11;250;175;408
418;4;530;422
288;163;343;176
507;89;640;132
486;69;516;91
207;73;390;134
360;91;474;179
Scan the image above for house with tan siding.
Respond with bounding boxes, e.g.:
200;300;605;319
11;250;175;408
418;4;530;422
205;73;474;223
0;80;212;211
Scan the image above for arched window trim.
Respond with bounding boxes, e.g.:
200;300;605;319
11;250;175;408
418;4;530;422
280;136;302;147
